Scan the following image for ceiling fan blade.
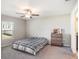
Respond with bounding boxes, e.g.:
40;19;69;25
32;14;39;16
16;12;25;15
20;15;25;17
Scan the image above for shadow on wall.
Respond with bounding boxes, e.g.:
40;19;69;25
63;34;71;47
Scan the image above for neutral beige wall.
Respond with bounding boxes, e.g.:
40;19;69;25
1;15;26;47
26;14;71;44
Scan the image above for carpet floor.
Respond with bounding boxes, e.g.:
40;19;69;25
1;45;77;59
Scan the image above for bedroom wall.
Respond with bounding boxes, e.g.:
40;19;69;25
71;4;78;54
26;14;71;45
1;15;26;47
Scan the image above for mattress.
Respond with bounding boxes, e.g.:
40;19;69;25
12;37;48;55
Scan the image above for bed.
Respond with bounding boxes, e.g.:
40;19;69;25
12;37;48;55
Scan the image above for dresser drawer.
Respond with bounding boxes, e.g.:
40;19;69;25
51;34;62;38
51;43;62;46
51;39;62;43
51;38;62;40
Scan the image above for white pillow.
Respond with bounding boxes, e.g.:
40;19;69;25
13;44;18;49
18;45;25;51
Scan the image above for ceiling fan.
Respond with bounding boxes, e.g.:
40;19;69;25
16;9;39;19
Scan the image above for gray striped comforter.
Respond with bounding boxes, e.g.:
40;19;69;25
12;37;48;55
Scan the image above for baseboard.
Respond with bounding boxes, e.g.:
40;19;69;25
1;45;11;48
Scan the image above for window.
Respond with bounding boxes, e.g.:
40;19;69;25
2;21;14;39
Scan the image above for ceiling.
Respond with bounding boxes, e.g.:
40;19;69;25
1;0;77;18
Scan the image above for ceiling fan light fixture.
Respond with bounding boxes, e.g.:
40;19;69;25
24;9;32;19
25;14;31;18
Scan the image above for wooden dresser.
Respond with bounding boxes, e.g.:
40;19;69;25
51;33;63;46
